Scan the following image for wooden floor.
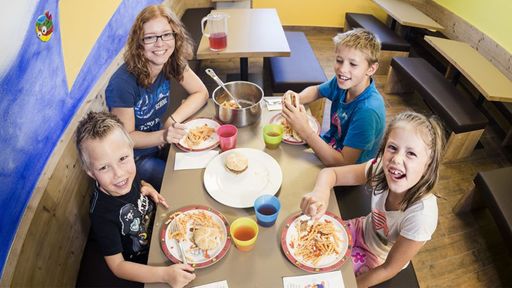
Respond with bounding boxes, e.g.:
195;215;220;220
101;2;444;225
199;28;512;287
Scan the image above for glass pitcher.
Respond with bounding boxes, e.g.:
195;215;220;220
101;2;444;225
201;13;228;51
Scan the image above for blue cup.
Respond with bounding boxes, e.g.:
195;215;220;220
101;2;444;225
254;195;281;227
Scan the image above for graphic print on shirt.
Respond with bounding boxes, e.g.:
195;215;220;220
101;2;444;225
134;80;169;131
118;194;155;254
328;113;342;148
371;209;389;237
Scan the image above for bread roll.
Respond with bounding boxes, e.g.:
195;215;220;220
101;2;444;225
225;152;248;174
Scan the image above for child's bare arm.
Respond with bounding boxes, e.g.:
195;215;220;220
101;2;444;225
301;163;367;219
355;236;425;288
105;253;195;287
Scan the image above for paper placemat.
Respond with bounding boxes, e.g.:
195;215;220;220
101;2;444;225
174;150;219;170
192;280;229;288
283;271;344;288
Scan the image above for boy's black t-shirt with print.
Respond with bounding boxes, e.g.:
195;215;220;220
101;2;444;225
89;176;155;262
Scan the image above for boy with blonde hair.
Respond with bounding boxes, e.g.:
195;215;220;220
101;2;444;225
76;111;195;287
282;28;385;167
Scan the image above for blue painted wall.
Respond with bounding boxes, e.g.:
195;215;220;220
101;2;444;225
0;0;161;277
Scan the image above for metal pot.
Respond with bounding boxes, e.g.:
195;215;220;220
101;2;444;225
212;81;263;127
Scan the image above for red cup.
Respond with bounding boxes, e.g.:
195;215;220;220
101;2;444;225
217;124;238;151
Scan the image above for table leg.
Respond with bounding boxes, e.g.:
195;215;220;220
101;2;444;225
240;57;249;81
390;18;397;31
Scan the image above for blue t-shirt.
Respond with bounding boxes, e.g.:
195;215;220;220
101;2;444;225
106;64;170;158
318;76;385;163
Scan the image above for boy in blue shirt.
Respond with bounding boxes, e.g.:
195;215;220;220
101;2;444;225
282;28;386;166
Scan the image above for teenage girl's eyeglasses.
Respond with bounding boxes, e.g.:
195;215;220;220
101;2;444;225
142;32;176;44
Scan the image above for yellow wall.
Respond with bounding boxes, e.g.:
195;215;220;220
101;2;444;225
60;0;121;89
434;0;512;53
253;0;387;28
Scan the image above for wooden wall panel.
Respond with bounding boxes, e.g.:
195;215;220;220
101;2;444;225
409;0;512;80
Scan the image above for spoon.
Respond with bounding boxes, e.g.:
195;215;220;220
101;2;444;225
205;68;242;109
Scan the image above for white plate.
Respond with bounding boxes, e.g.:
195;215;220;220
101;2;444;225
269;114;320;145
281;212;351;273
177;118;220;151
203;148;283;208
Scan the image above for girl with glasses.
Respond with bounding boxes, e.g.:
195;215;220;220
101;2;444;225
106;4;208;192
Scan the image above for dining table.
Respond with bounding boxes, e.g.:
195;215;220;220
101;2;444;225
145;100;357;288
424;36;512;104
372;0;444;32
196;8;291;84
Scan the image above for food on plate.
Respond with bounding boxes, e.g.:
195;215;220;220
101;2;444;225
280;118;303;142
220;100;239;109
224;152;248;174
193;227;221;250
282;91;303;141
184;124;215;147
291;219;342;265
167;211;223;257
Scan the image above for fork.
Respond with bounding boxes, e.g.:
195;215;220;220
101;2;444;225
171;221;188;265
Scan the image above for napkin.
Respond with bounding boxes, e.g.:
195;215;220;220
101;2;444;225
264;96;283;111
192;280;229;288
174;150;219;170
282;271;344;288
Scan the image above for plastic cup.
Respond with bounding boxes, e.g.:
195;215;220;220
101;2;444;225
217;124;238;151
263;124;284;149
229;217;258;252
254;195;281;227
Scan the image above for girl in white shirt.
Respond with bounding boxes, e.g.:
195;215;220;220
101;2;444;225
301;111;445;287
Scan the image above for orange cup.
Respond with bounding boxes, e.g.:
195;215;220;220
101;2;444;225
229;217;258;252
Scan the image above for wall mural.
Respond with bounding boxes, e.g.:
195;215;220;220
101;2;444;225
0;0;161;276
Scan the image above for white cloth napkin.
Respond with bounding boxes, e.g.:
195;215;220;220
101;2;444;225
192;280;229;288
282;271;344;288
174;150;219;170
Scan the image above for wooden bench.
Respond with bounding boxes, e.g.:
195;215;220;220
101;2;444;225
385;57;488;161
454;167;512;251
335;185;420;288
269;31;327;94
344;13;410;75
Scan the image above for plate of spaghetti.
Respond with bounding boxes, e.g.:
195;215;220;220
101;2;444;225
281;212;352;273
269;114;320;145
160;205;231;268
177;118;220;151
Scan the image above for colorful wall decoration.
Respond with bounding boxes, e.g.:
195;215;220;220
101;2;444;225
0;0;161;277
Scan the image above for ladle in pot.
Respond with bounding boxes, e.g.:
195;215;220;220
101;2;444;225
205;68;242;109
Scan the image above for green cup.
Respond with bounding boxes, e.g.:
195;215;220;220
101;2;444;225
263;124;284;149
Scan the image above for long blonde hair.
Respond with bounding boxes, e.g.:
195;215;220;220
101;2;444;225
366;111;446;210
124;5;193;88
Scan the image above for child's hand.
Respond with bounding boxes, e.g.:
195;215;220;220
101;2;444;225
164;122;187;144
282;100;313;140
300;192;329;220
163;264;195;288
141;180;169;208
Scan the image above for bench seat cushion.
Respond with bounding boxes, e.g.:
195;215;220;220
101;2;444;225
335;185;420;288
391;57;488;133
345;13;410;52
270;31;327;93
475;167;512;246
